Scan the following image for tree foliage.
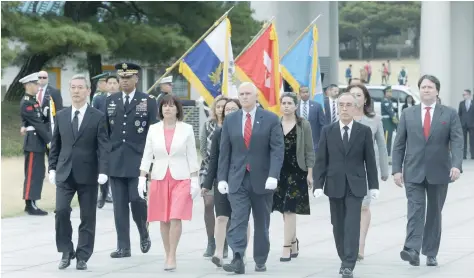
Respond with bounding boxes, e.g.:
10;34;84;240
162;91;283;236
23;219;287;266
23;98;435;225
2;1;261;100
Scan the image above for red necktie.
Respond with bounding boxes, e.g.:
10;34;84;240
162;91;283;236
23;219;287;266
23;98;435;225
244;113;252;171
37;88;43;106
423;107;431;140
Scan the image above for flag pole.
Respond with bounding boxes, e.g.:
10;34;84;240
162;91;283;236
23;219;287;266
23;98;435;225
235;16;275;61
146;6;234;94
281;14;322;58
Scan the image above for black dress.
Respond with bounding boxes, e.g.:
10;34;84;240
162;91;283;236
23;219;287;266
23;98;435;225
272;124;310;215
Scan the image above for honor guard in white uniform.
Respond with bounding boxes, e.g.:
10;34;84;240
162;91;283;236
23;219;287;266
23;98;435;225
19;72;51;215
105;63;158;258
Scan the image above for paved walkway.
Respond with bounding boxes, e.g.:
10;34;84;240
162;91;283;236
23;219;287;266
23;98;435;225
2;160;474;278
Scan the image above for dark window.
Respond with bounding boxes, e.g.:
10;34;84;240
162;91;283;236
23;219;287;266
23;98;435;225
368;89;384;102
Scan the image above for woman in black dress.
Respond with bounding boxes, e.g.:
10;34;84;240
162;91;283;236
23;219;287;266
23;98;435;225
201;99;250;267
273;92;315;262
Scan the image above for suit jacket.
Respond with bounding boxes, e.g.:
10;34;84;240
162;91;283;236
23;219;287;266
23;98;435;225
297;100;325;151
41;85;64;111
392;104;463;185
105;91;158;177
218;107;285;195
203;127;221;190
49;106;109;185
458;100;474;128
140;121;199;180
314;121;379;198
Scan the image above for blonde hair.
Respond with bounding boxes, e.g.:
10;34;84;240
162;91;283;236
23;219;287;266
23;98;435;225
210;95;228;121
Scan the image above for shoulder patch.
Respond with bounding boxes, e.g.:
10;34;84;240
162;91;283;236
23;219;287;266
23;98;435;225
25;106;33;112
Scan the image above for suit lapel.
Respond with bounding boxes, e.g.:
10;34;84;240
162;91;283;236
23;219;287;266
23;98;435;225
168;122;183;155
346;122;361;154
428;105;443;141
75;106;92;142
331;124;345;154
235;110;246;150
250;109;263;148
156;122;168;154
65;107;75;140
413;105;424;139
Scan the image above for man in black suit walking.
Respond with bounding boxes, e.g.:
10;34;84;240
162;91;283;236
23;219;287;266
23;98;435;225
313;93;379;278
458;89;474;159
48;74;109;271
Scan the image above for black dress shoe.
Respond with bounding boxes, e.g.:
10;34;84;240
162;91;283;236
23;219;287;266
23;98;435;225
223;254;245;274
426;256;438;266
140;237;151;253
255;264;267;272
400;248;420;266
291;238;299;258
25;206;48;216
76;260;87;270
110;249;131;258
339;267;343;274
97;196;105;209
341;268;354;278
58;251;75;270
211;256;223;267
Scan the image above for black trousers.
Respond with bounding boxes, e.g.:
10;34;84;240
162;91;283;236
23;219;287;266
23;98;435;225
329;183;363;270
462;127;474;158
110;177;148;250
23;151;45;201
55;174;98;262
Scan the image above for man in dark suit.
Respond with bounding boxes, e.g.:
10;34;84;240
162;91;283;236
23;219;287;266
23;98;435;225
313;92;379;278
48;74;109;271
105;62;158;258
458;89;474;159
297;86;325;151
392;75;463;267
324;84;340;125
218;82;285;274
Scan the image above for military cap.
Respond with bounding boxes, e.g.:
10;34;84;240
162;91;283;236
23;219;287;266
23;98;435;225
383;86;392;93
19;72;39;84
115;62;141;77
159;76;173;84
91;72;110;81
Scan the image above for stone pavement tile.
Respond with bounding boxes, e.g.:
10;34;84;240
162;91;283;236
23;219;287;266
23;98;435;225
2;161;474;278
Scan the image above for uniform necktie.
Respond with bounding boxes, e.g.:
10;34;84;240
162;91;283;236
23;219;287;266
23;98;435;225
72;110;80;139
332;100;337;123
423;107;431;140
244;113;252;171
124;95;130;111
343;126;349;151
302;101;308;119
38;88;43;106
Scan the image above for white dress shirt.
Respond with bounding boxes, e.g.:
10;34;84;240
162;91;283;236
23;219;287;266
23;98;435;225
242;105;257;136
421;102;436;126
339;120;354;139
71;103;88;129
122;90;136;105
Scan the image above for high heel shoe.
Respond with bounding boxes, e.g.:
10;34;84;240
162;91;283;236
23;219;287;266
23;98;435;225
291;239;299;258
280;245;292;262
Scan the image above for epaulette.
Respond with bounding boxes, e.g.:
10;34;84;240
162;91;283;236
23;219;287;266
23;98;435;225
24;96;30;101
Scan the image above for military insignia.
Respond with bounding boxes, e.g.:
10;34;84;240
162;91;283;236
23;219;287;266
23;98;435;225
142;121;147;127
122;63;128;70
24;96;30;100
137;127;144;133
209;62;224;86
135;120;140;126
136;100;148;112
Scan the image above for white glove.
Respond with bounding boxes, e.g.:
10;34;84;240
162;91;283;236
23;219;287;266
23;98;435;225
190;177;200;199
48;170;56;185
264;177;278;190
370;189;380;200
97;174;108;185
138;176;147;199
42;106;49;117
313;188;323;198
218;181;229;194
47;142;51;149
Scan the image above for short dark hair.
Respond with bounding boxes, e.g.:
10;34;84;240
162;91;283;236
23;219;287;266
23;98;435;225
464;89;472;95
418;75;441;92
106;75;118;83
158;94;184;121
221;99;242;120
346;84;375;118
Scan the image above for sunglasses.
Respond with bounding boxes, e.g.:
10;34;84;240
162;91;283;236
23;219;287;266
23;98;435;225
38;76;48;79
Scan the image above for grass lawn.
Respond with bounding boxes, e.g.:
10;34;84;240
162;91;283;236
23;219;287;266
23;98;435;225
1;101;24;157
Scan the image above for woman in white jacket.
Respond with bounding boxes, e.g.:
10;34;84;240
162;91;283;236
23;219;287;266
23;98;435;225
138;94;200;271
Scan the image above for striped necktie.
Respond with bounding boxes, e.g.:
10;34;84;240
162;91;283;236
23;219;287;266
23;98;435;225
331;100;337;123
302;101;308;119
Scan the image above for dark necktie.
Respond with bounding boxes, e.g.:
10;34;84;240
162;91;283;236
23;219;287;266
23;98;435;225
124;95;130;111
72;110;80;139
343;126;349;151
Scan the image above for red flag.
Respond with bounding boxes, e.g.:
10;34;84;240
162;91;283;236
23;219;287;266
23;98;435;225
235;23;281;114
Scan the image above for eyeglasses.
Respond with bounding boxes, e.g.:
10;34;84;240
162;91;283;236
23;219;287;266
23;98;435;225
38;77;48;79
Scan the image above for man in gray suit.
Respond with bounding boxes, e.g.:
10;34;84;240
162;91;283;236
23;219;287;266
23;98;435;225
297;86;326;151
218;82;284;274
392;75;463;267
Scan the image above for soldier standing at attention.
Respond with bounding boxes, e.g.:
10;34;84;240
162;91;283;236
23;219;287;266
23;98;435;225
19;72;51;216
105;63;158;258
91;75;109;108
381;86;398;163
156;76;173;110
